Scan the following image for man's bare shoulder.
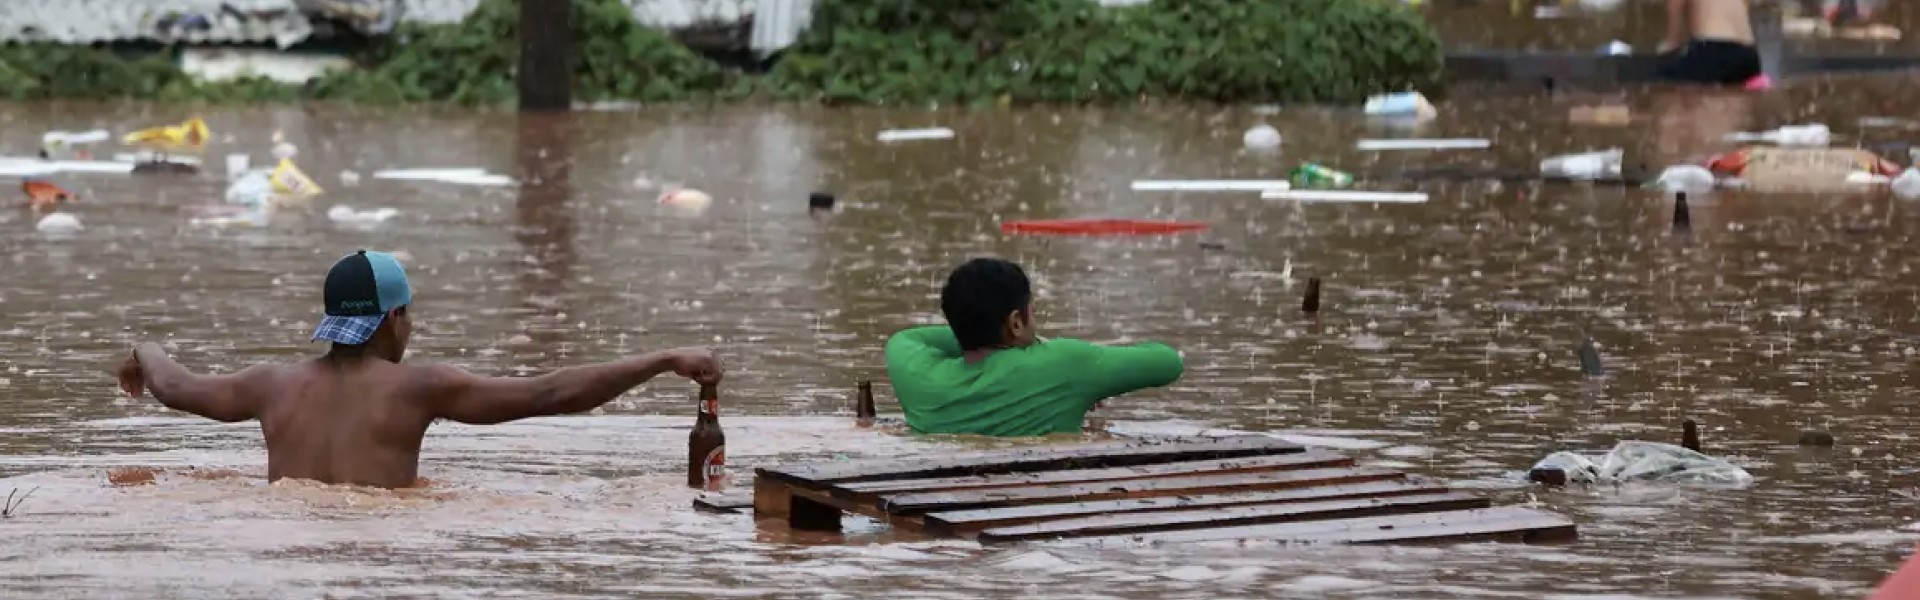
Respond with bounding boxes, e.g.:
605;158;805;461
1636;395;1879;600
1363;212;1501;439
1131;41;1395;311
395;361;482;392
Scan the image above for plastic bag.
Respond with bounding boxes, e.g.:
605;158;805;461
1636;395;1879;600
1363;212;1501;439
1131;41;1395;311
225;169;276;206
1528;441;1753;489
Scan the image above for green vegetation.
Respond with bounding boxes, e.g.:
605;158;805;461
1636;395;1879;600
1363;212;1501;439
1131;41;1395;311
772;0;1443;105
0;0;1442;106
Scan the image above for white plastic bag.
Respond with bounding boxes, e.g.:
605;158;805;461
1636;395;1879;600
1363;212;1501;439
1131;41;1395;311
225;169;276;206
1528;441;1753;488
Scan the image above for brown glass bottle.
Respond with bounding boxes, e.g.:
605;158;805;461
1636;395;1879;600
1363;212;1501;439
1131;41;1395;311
854;380;876;428
688;383;726;490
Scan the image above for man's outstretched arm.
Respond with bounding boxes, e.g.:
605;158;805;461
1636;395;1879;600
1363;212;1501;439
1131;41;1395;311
420;347;722;425
119;342;272;423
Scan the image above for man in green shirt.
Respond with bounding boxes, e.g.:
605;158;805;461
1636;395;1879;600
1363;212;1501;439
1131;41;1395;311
883;258;1185;437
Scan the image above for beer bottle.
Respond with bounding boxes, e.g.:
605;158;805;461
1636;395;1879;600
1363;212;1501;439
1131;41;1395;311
854;380;876;428
688;383;726;490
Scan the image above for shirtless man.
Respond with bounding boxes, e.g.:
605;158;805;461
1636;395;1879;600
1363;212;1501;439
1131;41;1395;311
114;250;723;489
1659;0;1762;85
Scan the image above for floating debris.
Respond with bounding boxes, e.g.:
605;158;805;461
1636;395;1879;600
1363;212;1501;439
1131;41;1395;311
327;205;399;225
1528;441;1753;488
1672;192;1692;231
660;188;714;211
21;179;76;212
225;154;252;180
41;130;109;159
1243;124;1282;150
1263;189;1428;203
809;191;835;210
1724;124;1832;146
1362;92;1437;120
1540;148;1624;180
123;118;211;164
876;128;955;143
1577;338;1604;377
270;158;322;197
34;212;82;234
854;380;876;427
1653;165;1716;194
1302;277;1322;314
1289;163;1354;188
1355;138;1489;151
0;156;134;176
1131;180;1292;192
1893;168;1920;199
372;168;514;186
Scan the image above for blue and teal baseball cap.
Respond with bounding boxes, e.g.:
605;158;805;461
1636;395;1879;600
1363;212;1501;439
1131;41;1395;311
311;250;412;345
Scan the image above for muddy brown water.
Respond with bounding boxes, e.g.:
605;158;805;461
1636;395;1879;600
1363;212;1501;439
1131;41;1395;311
4;81;1920;599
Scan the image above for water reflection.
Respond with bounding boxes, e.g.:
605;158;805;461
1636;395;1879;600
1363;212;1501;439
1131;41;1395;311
512;113;578;370
0;84;1918;598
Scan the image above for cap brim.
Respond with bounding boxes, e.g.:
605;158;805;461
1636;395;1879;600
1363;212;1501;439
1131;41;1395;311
311;314;385;345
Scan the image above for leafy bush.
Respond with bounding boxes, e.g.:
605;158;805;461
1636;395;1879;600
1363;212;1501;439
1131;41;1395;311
0;0;1441;106
768;0;1445;105
0;0;737;106
310;0;740;105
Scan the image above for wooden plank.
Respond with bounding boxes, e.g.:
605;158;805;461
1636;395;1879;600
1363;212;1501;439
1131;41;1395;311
760;436;1305;486
975;491;1488;544
923;480;1451;535
835;449;1354;498
693;491;754;514
881;466;1406;516
1083;507;1578;546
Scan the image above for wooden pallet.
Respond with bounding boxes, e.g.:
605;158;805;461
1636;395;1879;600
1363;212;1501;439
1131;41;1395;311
751;436;1577;545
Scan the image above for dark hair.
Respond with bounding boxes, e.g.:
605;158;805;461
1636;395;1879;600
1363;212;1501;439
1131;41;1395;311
940;258;1031;351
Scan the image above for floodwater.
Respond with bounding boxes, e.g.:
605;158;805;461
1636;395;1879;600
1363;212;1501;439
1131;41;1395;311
4;78;1920;600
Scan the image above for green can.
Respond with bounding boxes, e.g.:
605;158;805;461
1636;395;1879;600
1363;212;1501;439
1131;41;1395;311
1289;163;1354;188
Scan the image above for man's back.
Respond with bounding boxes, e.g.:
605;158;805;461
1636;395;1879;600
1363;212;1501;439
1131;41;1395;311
884;326;1184;437
256;359;432;488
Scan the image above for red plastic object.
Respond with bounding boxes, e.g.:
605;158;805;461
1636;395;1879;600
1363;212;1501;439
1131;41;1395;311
1867;543;1920;600
1000;218;1210;236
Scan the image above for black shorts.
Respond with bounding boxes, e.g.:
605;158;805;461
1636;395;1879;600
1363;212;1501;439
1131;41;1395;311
1659;39;1763;85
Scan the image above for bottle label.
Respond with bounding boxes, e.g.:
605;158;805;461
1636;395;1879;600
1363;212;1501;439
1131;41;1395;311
700;446;726;488
700;398;718;416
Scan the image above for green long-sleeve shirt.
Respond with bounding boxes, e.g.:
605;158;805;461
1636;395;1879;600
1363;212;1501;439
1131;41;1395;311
882;326;1185;437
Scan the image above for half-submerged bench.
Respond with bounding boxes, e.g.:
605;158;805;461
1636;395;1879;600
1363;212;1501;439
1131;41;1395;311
749;436;1577;545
